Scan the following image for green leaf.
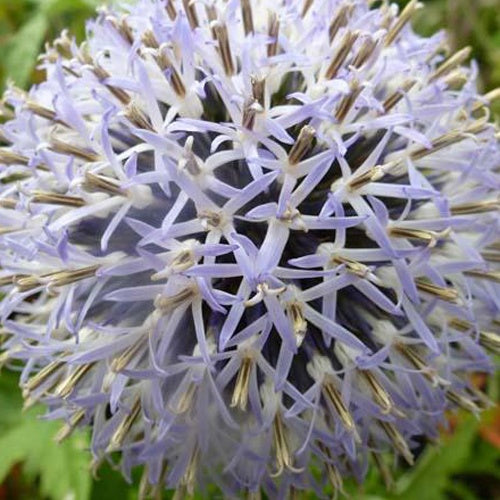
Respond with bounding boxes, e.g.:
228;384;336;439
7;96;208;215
0;390;92;500
392;417;480;500
3;10;47;87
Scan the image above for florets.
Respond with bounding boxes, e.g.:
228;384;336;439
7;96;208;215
0;0;499;497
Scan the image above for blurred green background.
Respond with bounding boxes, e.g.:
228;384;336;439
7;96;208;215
0;0;498;499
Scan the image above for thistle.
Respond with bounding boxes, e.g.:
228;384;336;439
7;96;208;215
0;0;499;497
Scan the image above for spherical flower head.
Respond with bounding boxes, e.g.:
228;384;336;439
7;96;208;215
0;0;499;496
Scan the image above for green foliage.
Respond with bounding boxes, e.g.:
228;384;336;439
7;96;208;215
0;371;92;500
0;0;106;89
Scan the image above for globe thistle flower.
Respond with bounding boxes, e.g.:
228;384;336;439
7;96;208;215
0;0;499;497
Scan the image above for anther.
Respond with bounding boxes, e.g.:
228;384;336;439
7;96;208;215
267;12;280;58
322;377;357;434
270;413;303;477
286;301;307;347
378;420;414;465
360;370;393;414
166;0;177;20
383;79;417;112
451;199;500;215
30;191;86;207
53;363;94;399
328;4;354;43
107;397;141;451
231;356;253;410
335;80;362;123
325;30;358;79
154;287;196;313
384;0;422;47
55;409;86;443
182;0;199;30
49;136;100;162
84;171;124;196
241;0;254;35
429;47;472;83
288;125;315;165
251;76;265;107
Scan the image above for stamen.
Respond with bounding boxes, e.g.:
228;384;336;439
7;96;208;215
410;120;488;160
231;356;253;410
384;0;422;47
213;21;235;76
383;79;417;112
151;250;195;280
449;317;500;355
141;29;159;49
451;200;500;215
124;101;154;131
109;16;134;45
111;338;146;373
351;36;378;69
166;0;177;20
328;4;353;43
84;171;124;195
388;227;449;247
49;136;100;162
360;370;393;414
182;0;199;30
89;60;131;105
472;88;500;112
0;198;18;209
156;48;186;97
198;210;223;230
331;255;370;278
301;0;314;17
348;164;386;190
286;301;307;347
415;278;459;303
267;12;280;58
30;191;86;207
246;490;262;500
464;270;500;284
288;125;315;165
270;413;302;477
0;148;30;166
429;47;472;83
241;0;254;35
23;359;65;394
16;265;99;292
322;378;357;433
245;283;286;307
173;382;197;413
317;442;343;493
24;100;63;124
107;397;141;451
53;363;94;399
395;343;438;385
446;389;479;413
335;80;362;123
372;450;394;491
154;287;196;313
325;30;358;79
378;420;414;465
55;409;86;443
242;99;259;130
251;76;265;107
181;445;199;495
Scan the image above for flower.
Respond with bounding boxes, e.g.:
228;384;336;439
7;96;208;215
0;0;499;496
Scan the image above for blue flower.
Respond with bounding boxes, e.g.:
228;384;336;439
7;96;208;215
0;0;499;497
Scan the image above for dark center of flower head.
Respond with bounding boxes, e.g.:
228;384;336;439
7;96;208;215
0;0;499;497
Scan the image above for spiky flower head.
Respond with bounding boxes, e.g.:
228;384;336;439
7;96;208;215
0;0;499;496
